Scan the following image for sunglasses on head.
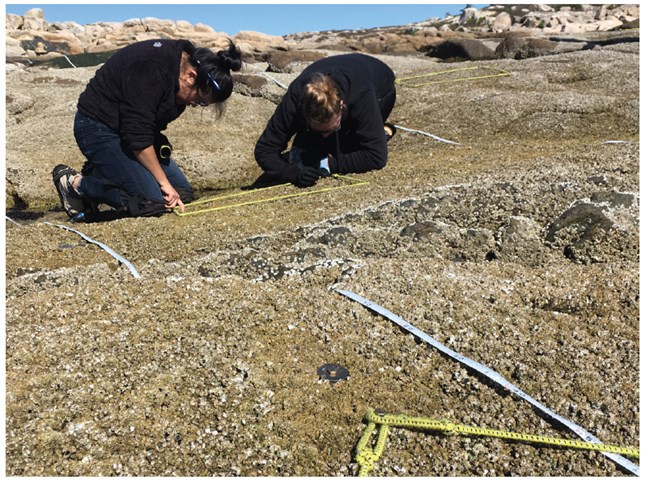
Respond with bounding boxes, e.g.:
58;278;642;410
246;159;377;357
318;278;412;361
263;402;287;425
206;72;221;93
195;58;221;94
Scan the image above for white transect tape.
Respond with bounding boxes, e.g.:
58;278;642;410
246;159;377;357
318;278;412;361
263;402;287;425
5;215;22;227
393;124;461;145
44;222;141;279
259;71;289;90
335;288;640;476
62;54;77;68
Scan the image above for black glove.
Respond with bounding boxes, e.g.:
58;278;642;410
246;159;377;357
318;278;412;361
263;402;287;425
282;164;320;188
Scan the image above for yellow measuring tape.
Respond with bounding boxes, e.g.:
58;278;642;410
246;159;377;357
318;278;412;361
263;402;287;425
174;174;368;217
396;66;511;88
355;408;639;477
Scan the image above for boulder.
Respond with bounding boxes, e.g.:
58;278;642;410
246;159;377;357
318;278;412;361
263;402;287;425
6;13;24;30
492;12;512;32
122;18;146;33
495;35;559;60
427;38;496;61
615;5;640;18
596;18;624;31
194;23;216;33
233;30;287;51
263;50;326;73
23;8;44;19
49;21;85;34
522;15;544;29
5;36;27;59
93;21;122;32
405;30;440;52
21;15;48;31
562;22;585;34
595;4;609;20
142;17;176;32
497;216;550;266
181;31;231;50
545;193;639;264
621;18;640;30
360;32;417;54
175;20;194;32
459;8;479;24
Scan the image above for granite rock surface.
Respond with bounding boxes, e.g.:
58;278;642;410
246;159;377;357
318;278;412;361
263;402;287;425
4;11;640;477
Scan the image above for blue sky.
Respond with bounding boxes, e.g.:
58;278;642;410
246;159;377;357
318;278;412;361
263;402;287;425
5;3;488;37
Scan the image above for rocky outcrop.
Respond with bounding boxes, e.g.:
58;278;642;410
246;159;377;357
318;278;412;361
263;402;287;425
5;7;285;63
6;4;639;65
453;4;639;35
426;38;497;61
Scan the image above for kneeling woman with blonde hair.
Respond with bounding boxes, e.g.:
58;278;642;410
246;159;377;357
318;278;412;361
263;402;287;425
255;53;396;187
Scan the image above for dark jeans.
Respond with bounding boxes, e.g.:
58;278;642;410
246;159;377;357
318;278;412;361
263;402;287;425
73;111;193;211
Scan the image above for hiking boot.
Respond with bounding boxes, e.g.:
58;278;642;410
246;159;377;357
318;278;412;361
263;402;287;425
384;123;396;142
52;164;85;217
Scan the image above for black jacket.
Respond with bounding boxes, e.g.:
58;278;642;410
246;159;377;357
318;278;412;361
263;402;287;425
77;39;194;152
254;54;396;176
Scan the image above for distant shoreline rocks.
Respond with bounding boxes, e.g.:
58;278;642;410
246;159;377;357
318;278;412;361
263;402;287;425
5;7;288;65
5;4;639;68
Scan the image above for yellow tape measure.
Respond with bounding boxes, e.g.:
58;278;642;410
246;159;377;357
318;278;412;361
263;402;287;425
396;66;511;88
174;174;368;217
355;408;639;477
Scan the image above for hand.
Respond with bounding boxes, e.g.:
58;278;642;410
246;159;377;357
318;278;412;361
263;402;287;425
298;167;321;187
160;182;185;212
282;164;320;188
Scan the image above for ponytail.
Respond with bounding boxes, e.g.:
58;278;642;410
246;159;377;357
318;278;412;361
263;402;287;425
191;40;242;105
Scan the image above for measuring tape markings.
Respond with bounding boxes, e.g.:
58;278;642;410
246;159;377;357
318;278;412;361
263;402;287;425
365;409;638;457
355;408;638;477
396;66;512;88
179;181;293;209
355;420;390;477
175;174;368;217
335;289;639;476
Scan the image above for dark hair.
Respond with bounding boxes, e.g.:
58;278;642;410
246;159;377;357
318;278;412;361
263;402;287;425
190;40;242;105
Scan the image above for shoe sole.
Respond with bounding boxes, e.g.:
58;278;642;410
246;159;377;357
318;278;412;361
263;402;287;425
384;123;396;142
52;164;77;185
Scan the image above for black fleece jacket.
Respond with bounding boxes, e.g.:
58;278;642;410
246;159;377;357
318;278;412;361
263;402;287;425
77;39;193;152
254;53;396;177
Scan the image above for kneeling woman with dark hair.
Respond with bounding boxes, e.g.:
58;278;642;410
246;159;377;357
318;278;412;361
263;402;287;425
53;39;241;219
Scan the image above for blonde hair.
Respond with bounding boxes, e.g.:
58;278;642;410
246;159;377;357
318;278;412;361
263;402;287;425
303;73;342;123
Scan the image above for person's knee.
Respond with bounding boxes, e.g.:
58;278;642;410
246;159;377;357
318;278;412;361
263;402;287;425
126;193;166;217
